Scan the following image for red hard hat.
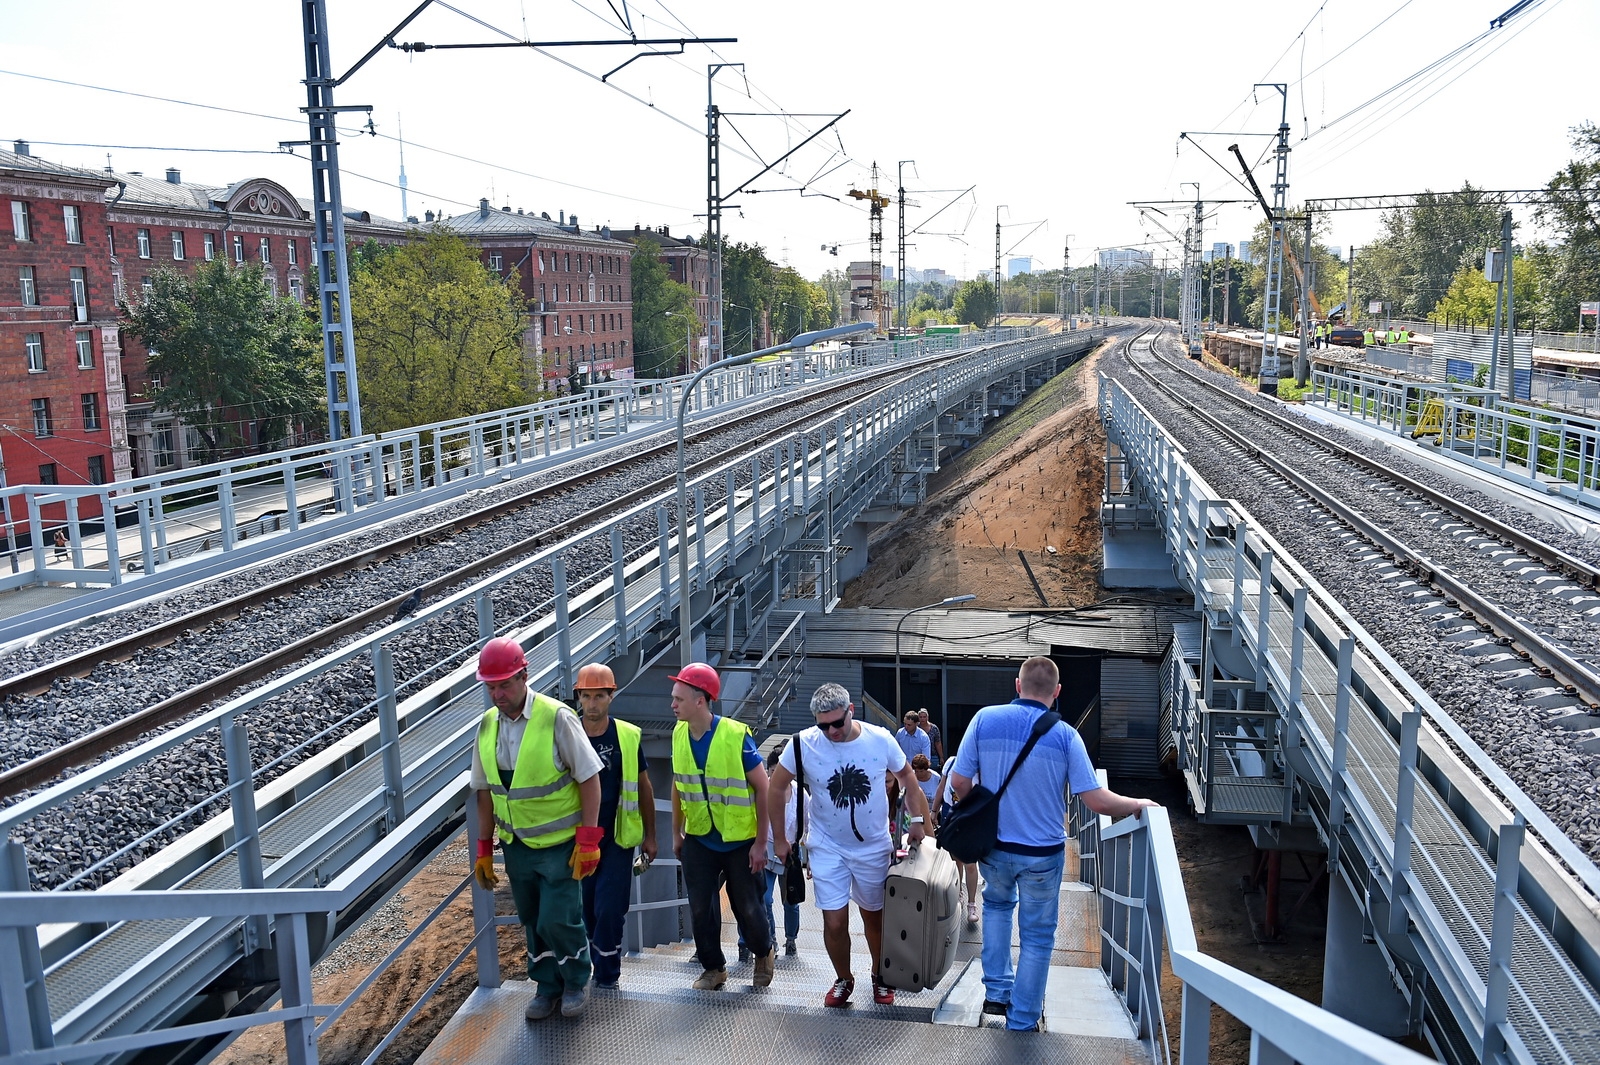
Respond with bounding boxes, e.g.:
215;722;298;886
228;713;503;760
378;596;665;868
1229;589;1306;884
476;637;528;683
669;662;721;702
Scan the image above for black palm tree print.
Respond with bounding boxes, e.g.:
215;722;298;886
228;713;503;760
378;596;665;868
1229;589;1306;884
827;763;872;842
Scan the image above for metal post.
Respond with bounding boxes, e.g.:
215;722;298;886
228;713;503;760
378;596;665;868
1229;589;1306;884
0;841;52;1054
1328;638;1355;829
1297;212;1313;386
705;63;743;366
552;554;573;693
302;0;363;441
1254;550;1273;689
1389;707;1421;936
897;159;913;333
1179;983;1212;1065
1230;522;1249;646
1258;83;1290;396
1482;816;1526;1061
1503;212;1518;400
374;644;408;831
610;526;628;649
467;800;501;989
276;910;320;1065
223;722;271;955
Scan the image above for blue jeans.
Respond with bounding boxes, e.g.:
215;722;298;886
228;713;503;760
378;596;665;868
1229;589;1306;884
739;869;801;947
580;841;635;985
979;846;1066;1031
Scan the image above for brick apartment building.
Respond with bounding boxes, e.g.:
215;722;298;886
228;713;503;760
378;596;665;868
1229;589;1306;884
2;141;410;519
620;223;710;327
435;201;634;391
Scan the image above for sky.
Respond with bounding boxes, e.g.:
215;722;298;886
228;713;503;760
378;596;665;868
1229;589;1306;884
1;0;1594;283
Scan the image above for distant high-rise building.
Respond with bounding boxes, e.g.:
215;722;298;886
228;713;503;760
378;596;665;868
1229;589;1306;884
1204;242;1234;263
922;267;951;288
1007;256;1032;278
1327;246;1343;261
1099;248;1153;272
1236;240;1255;265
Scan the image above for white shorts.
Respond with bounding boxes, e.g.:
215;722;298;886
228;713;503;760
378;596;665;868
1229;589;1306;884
808;842;893;912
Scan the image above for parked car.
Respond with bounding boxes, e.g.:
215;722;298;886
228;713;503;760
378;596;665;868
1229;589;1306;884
1328;327;1365;348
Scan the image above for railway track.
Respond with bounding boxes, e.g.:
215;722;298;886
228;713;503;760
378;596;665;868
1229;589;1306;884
0;347;968;801
1108;322;1600;859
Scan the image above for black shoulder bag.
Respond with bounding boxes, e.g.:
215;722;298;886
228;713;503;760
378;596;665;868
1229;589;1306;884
781;733;807;905
938;711;1061;864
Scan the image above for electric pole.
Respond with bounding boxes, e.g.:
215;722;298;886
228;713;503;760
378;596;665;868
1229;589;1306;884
994;209;1003;323
897;159;913;333
1258;83;1290;395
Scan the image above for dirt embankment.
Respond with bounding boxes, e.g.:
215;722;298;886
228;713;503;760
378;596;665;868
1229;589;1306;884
841;341;1108;610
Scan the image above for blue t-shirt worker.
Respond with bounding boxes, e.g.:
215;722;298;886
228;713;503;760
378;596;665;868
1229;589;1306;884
948;655;1159;1033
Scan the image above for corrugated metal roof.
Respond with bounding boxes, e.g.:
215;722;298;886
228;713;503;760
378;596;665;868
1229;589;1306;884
806;605;1192;660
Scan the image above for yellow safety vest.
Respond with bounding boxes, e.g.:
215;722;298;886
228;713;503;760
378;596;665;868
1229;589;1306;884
614;719;644;848
1363;329;1375;345
478;694;583;850
672;717;757;842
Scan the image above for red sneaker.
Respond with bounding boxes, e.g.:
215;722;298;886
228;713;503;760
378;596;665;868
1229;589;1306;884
824;976;855;1008
872;977;895;1005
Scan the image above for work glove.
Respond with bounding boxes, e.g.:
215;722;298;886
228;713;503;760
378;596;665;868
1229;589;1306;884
570;825;605;880
473;838;498;891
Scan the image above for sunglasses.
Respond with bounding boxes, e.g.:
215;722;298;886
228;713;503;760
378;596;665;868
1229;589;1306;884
816;713;851;732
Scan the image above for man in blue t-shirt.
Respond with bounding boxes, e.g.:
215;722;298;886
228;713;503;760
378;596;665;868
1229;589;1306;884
949;656;1158;1032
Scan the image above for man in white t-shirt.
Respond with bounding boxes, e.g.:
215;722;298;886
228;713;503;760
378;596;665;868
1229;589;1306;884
770;683;931;1009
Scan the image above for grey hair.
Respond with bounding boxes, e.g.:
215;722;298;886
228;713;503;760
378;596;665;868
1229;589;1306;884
809;682;851;717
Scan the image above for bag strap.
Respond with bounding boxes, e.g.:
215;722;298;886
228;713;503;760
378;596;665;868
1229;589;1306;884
992;710;1061;802
790;733;806;840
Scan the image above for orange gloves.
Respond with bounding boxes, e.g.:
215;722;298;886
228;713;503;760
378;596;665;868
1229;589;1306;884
570;826;605;880
473;838;498;890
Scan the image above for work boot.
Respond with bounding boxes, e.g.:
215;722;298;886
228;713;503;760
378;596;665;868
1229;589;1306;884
560;982;590;1018
524;993;559;1022
753;948;776;988
692;967;728;991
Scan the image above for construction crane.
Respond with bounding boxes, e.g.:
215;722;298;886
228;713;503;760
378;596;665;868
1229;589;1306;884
849;163;892;329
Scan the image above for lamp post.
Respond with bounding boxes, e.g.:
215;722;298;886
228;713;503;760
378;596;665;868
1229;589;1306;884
675;321;874;668
894;594;976;722
664;310;695;375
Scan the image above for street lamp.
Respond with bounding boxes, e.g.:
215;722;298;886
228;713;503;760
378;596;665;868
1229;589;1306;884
894;594;977;722
664;310;695;374
675;321;875;668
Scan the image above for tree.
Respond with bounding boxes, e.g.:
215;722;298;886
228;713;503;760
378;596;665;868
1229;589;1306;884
629;238;697;377
826;763;871;842
1354;185;1506;322
722;241;776;354
123;259;322;461
1535;123;1600;332
1431;256;1544;329
350;229;529;433
953;279;998;328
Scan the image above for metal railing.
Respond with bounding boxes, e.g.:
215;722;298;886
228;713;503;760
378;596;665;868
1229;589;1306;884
1;326;1037;596
0;329;1085;1058
1309;369;1600;510
1070;790;1434;1065
1103;373;1600;1064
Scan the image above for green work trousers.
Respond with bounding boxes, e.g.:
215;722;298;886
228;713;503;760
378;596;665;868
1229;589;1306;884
502;838;591;997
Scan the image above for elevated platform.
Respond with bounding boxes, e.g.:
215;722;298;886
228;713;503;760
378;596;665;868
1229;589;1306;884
414;844;1145;1065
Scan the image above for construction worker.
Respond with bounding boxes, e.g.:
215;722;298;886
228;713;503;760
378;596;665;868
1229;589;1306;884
574;662;658;989
1363;326;1376;347
669;662;776;991
471;637;605;1022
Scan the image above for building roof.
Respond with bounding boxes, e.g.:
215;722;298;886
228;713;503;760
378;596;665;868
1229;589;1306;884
434;202;627;249
104;168;406;232
619;225;704;252
805;605;1193;661
0;147;113;184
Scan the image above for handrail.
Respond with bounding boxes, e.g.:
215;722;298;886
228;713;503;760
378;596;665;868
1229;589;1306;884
1080;802;1433;1065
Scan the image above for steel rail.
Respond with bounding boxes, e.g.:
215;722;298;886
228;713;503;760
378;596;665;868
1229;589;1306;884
1122;331;1600;707
0;354;965;799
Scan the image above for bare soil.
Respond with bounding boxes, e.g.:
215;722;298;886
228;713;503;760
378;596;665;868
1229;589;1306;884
219;335;1327;1065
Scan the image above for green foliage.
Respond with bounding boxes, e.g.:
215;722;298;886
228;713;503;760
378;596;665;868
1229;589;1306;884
1431;256;1543;328
629;238;697;377
350;228;529;433
122;259;321;461
1353;185;1506;323
1534;123;1600;332
953;279;998;328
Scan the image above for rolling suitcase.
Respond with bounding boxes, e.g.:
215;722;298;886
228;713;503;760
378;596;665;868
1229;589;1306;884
879;839;962;992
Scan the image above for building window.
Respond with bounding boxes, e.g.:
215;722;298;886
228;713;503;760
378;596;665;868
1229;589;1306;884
564;253;571;272
70;267;87;322
204;233;216;260
137;228;151;258
566;283;572;301
233;235;244;263
19;266;37;306
141;276;153;297
107;227;116;257
489;253;503;271
25;333;44;372
76;331;94;369
31;398;52;437
81;392;101;431
259;237;271;264
63;205;82;244
87;455;106;485
171;232;185;260
38;463;58;486
287;239;297;265
11;200;31;241
154;425;175;468
288;277;302;301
